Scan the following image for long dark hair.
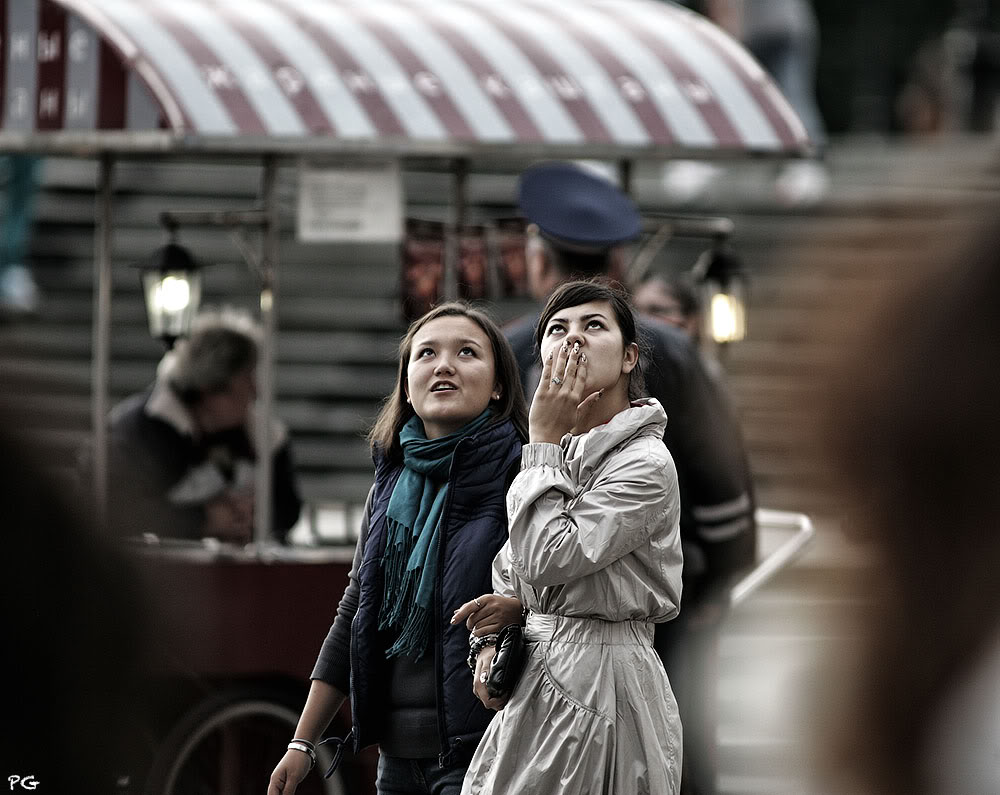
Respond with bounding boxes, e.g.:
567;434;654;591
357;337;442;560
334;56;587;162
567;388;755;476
534;279;646;401
369;303;528;462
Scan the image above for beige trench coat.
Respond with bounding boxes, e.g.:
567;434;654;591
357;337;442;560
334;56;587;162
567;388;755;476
463;399;684;795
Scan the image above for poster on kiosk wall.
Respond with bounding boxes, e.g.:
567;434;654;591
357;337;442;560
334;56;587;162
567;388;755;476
400;217;529;323
297;161;404;243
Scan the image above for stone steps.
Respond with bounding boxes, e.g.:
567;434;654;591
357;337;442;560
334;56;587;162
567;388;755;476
2;355;397;398
0;324;402;364
18;292;403;330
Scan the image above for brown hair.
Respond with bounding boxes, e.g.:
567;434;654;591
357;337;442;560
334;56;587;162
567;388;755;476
534;279;646;401
369;302;528;462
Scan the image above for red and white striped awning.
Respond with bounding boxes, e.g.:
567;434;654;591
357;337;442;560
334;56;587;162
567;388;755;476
2;0;812;157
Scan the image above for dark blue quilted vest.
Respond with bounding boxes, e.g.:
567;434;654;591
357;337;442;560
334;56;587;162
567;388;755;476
349;418;522;767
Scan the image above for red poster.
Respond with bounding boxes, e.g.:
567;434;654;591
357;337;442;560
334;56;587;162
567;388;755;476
494;218;528;297
401;218;444;322
457;226;487;302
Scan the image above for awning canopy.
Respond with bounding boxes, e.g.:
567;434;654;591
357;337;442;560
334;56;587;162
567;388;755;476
1;0;812;159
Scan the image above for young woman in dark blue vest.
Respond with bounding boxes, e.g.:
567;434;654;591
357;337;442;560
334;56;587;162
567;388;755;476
269;303;528;795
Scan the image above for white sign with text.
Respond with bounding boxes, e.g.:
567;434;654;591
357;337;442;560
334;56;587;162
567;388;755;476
297;162;403;243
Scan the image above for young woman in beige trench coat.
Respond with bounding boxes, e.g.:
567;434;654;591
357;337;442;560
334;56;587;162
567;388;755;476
458;280;684;795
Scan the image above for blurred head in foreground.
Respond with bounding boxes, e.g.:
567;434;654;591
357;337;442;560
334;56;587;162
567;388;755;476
0;406;147;791
822;217;1000;794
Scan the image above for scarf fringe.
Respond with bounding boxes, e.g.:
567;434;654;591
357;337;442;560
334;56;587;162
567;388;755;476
378;523;414;631
385;605;430;660
378;524;436;659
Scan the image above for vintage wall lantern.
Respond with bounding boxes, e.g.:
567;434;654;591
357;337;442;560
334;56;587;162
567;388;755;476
137;218;204;349
692;241;748;344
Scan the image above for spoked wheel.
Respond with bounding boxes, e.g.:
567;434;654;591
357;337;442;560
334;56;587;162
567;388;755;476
144;689;348;795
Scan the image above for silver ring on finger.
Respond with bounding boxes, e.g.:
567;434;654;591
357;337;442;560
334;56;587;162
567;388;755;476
479;671;488;683
551;376;563;385
473;596;483;608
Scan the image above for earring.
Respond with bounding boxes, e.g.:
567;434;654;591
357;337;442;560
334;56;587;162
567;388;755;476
492;393;500;401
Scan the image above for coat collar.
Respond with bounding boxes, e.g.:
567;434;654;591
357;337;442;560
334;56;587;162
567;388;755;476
145;377;197;436
561;398;667;484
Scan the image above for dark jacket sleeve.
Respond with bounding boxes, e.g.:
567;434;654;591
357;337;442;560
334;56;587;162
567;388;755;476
504;312;542;402
104;401;204;539
310;486;374;693
640;320;757;601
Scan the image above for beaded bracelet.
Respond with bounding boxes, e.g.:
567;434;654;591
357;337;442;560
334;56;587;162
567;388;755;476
466;632;499;671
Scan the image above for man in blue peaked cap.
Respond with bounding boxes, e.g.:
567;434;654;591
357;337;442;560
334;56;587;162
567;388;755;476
517;161;642;251
505;161;757;795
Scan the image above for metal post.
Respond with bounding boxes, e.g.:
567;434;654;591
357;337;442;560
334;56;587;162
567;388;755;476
617;159;633;195
91;153;114;527
254;156;278;546
443;159;468;301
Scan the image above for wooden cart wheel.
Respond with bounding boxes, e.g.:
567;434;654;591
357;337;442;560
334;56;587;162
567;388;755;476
144;689;349;795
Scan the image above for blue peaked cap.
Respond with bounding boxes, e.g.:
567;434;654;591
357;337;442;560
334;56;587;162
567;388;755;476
517;162;641;249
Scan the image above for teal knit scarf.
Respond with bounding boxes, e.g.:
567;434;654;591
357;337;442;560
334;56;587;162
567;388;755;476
379;409;493;659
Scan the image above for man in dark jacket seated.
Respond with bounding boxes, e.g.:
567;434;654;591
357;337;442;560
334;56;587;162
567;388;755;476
104;307;302;543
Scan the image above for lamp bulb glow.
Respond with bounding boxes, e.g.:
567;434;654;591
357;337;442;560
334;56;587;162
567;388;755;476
154;275;191;313
710;292;746;343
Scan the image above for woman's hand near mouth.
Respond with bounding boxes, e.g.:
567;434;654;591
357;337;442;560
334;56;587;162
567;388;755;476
529;341;602;444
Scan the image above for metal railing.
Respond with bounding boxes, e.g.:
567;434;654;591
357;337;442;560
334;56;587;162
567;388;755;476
729;508;816;609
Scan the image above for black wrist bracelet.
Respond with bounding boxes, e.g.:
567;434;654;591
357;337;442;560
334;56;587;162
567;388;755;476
466;632;499;670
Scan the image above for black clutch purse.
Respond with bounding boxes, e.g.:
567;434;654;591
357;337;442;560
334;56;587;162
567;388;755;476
485;623;527;700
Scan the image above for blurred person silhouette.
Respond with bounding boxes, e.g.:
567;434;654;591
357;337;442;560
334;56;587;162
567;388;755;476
505;162;756;795
1;402;148;792
947;1;1000;133
696;0;829;205
816;218;1000;794
634;271;727;386
0;155;42;317
634;271;702;339
896;39;958;135
897;5;1000;136
97;307;302;543
723;0;826;148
